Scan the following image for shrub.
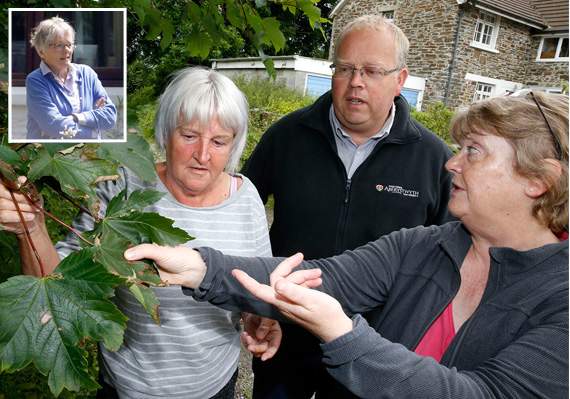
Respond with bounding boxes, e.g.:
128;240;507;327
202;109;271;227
411;102;454;146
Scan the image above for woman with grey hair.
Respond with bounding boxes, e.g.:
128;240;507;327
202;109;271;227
0;67;279;398
26;16;116;140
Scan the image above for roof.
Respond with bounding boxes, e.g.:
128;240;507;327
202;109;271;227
529;0;569;32
474;0;547;28
331;0;568;31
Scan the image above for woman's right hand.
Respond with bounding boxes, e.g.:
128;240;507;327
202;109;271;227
0;176;44;236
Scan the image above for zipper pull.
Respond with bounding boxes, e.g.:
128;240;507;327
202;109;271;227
344;179;352;203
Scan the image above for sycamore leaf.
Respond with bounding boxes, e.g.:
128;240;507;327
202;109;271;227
225;0;245;29
104;189;165;218
92;232;162;286
298;0;323;29
0;251;127;396
27;147;115;214
95;211;191;247
187;30;213;59
260;17;285;52
97;134;156;183
0;145;21;165
129;284;161;324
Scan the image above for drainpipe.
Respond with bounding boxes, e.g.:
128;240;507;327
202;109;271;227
444;1;470;106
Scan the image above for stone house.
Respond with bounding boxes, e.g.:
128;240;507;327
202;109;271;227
329;0;569;108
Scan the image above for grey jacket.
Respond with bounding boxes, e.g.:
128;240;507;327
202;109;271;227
186;222;569;398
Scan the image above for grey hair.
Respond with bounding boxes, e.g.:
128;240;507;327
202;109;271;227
334;15;409;69
29;17;75;54
154;67;249;173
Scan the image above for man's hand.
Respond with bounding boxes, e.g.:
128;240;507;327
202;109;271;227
124;244;207;288
241;313;282;361
232;254;353;343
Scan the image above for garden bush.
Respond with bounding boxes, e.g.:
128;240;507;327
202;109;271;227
411;101;455;147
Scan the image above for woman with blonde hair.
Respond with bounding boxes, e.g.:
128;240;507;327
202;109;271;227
127;92;568;398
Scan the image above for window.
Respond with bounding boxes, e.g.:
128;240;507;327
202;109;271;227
382;10;395;22
471;11;500;51
537;37;569;61
473;82;493;102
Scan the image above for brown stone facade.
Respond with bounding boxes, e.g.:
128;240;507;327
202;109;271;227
330;0;569;109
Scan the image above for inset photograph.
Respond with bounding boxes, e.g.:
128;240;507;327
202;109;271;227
9;8;126;142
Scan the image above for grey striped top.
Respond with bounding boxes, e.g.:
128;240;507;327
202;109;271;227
56;168;272;398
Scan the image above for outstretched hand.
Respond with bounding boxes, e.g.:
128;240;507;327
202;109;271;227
124;244;207;288
232;254;353;343
241;313;282;361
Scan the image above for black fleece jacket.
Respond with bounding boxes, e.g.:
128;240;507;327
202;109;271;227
243;91;453;260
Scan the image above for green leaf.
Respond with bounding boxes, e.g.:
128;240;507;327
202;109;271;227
27;147;115;216
298;0;323;29
105;189;165;218
129;284;160;324
92;232;162;286
160;21;174;50
97;134;156;183
262;58;276;79
0;145;21;165
187;1;202;22
225;0;245;29
97;211;192;247
261;17;285;52
0;257;127;396
243;4;263;32
187;30;213;59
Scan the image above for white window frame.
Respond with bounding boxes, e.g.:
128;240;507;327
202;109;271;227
536;36;569;62
470;11;500;53
473;82;494;102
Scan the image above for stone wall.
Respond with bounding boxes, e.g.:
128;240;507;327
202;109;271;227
445;6;533;108
526;36;569;88
330;0;566;109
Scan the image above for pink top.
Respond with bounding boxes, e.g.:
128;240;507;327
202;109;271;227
414;302;456;362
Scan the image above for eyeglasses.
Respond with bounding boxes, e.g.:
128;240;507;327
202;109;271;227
330;63;400;80
49;43;76;51
528;91;563;160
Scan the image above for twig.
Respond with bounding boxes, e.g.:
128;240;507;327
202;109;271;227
10;190;46;276
20;191;95;247
43;179;94;219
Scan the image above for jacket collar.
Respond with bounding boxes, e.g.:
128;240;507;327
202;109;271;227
298;91;422;146
438;221;568;275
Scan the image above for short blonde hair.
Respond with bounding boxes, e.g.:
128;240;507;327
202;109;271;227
334;15;409;69
29;17;75;54
450;92;569;233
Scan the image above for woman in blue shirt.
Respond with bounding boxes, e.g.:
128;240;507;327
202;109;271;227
26;16;117;140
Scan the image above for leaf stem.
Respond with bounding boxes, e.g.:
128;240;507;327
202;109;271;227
9;190;46;276
44;179;94;219
20;191;95;247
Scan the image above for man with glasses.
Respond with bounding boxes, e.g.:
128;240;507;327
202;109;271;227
242;15;453;398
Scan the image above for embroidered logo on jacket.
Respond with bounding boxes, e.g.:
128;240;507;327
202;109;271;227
376;184;419;198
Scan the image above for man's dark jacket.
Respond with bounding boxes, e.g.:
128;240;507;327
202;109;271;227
242;91;453;397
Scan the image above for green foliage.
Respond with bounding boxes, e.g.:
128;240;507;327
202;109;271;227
0;256;126;396
234;76;314;164
0;139;192;397
411;102;455;146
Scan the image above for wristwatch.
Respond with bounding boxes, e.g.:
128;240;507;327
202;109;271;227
71;113;79;123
